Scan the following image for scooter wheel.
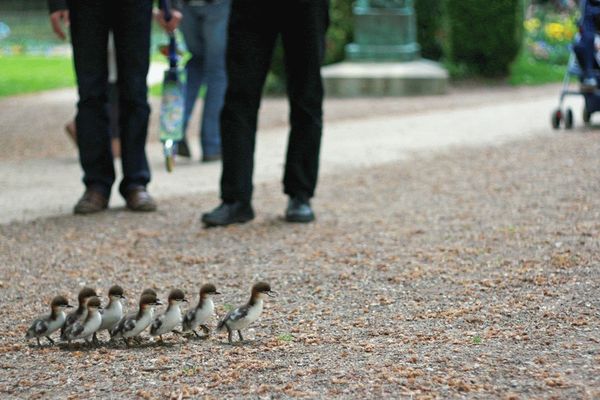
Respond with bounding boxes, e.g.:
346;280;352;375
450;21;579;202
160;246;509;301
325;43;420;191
551;109;562;130
165;155;174;173
564;108;573;130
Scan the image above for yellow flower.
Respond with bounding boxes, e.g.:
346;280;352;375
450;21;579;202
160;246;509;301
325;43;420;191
544;22;565;42
563;19;577;41
524;18;541;33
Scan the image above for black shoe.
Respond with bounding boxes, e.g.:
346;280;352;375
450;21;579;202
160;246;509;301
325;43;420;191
201;201;255;227
285;197;315;223
177;139;191;158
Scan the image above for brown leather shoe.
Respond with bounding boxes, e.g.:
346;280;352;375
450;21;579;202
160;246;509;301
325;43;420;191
125;187;157;212
65;121;76;146
74;188;109;215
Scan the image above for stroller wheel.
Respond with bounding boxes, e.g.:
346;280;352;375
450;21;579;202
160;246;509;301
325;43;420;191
583;107;591;125
551;109;562;130
564;108;574;129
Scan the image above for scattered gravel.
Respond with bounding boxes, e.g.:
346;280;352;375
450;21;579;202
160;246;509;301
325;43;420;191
0;132;599;399
0;84;558;161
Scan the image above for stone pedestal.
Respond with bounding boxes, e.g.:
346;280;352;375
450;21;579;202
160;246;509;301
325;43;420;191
323;59;447;97
323;0;448;97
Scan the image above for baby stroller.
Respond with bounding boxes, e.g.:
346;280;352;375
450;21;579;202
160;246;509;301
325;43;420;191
552;0;600;129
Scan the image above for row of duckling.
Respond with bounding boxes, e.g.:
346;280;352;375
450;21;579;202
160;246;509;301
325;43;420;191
25;282;276;347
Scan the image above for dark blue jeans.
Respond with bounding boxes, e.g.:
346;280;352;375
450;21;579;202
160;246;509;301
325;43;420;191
181;0;231;158
220;0;329;203
68;0;152;198
574;31;599;79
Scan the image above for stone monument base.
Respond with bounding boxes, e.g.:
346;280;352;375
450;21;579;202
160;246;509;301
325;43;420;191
322;59;448;97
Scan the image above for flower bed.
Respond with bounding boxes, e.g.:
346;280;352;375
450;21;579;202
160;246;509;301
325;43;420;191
524;2;579;66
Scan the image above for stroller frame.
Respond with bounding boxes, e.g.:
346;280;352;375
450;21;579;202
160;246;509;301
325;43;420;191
552;0;600;129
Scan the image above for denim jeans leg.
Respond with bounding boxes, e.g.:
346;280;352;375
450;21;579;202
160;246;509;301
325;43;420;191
181;3;206;140
199;0;231;157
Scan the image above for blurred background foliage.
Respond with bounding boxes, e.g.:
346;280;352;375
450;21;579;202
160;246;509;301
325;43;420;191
0;0;582;96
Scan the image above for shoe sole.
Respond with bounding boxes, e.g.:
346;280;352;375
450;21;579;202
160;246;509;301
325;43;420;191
201;214;254;227
285;214;315;223
74;206;108;215
126;204;157;212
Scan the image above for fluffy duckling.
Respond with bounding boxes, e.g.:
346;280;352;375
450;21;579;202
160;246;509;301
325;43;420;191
150;289;188;342
25;295;73;346
182;284;220;338
217;282;275;344
62;296;103;348
96;285;125;342
111;293;162;347
60;287;97;340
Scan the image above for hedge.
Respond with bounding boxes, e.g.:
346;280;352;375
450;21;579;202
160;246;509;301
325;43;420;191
445;0;524;77
415;0;444;61
265;0;525;90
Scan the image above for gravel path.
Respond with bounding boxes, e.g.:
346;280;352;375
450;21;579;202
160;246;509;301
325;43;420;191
0;131;599;399
0;84;564;224
0;83;560;162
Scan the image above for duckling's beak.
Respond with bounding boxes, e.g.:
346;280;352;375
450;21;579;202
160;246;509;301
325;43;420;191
214;291;222;295
183;298;189;303
155;299;163;306
66;304;74;308
267;290;277;298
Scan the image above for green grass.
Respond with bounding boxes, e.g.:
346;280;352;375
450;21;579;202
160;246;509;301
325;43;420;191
277;333;294;342
149;82;163;97
509;53;567;85
0;55;75;97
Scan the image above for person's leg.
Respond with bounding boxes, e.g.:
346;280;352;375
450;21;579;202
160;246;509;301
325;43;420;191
107;82;121;157
280;0;329;201
579;13;598;90
199;0;231;160
107;32;120;157
579;32;596;76
180;3;206;145
111;0;153;198
219;0;278;203
202;0;277;226
573;39;587;72
68;0;114;198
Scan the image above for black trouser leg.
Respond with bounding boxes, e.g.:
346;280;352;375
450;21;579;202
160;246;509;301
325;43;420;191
281;0;329;200
111;0;152;197
220;0;278;203
68;0;113;197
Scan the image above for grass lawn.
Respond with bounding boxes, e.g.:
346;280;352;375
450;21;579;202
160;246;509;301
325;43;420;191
0;55;75;97
509;52;567;85
0;50;567;99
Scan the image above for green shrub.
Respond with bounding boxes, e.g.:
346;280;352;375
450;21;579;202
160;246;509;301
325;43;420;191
415;0;444;60
445;0;524;77
325;0;354;65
